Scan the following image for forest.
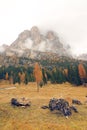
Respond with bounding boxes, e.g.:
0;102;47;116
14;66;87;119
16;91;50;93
0;58;87;86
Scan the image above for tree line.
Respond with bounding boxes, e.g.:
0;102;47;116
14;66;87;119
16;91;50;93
0;62;87;87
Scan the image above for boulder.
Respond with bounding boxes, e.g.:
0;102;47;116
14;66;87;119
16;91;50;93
72;99;82;105
11;97;31;107
49;98;78;117
41;105;49;109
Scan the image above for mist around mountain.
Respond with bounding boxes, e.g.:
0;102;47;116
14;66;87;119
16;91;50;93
77;54;87;61
0;26;87;87
0;26;72;58
0;26;87;63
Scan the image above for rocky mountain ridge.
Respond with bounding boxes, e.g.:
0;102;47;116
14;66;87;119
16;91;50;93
1;26;71;58
0;26;87;67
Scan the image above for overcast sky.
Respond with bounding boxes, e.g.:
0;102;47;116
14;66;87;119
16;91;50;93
0;0;87;55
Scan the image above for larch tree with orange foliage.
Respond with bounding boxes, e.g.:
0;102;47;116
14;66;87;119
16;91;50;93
63;69;68;77
18;72;25;84
78;63;87;84
33;62;43;92
5;72;9;80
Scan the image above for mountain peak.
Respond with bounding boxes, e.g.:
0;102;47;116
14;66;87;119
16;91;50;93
30;26;41;44
18;30;30;40
2;26;72;58
46;31;56;40
0;44;9;53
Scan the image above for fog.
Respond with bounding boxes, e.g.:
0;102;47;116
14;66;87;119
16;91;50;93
0;0;87;55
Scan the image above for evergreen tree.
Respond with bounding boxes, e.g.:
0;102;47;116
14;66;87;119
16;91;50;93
67;65;81;86
42;68;47;85
24;72;29;85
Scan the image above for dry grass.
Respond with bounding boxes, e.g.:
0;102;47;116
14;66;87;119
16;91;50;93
0;81;87;130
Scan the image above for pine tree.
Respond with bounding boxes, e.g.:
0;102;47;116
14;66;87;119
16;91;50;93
24;72;29;85
42;68;47;85
56;68;66;84
67;65;81;86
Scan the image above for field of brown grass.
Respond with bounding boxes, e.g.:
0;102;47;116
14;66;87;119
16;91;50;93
0;81;87;130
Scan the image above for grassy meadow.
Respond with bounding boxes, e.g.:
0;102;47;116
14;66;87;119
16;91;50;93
0;81;87;130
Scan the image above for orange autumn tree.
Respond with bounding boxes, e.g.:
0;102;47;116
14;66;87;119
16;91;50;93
33;62;43;92
5;72;9;80
18;72;25;84
63;69;68;77
78;63;87;84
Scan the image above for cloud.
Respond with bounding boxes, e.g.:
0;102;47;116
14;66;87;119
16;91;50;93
0;0;87;55
0;46;5;53
24;38;33;49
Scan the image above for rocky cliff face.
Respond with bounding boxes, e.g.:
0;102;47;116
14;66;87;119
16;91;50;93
1;26;71;58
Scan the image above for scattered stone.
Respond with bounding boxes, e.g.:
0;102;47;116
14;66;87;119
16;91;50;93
41;105;49;109
39;81;44;87
48;98;78;117
83;83;87;87
72;99;82;105
11;97;31;107
70;106;78;113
